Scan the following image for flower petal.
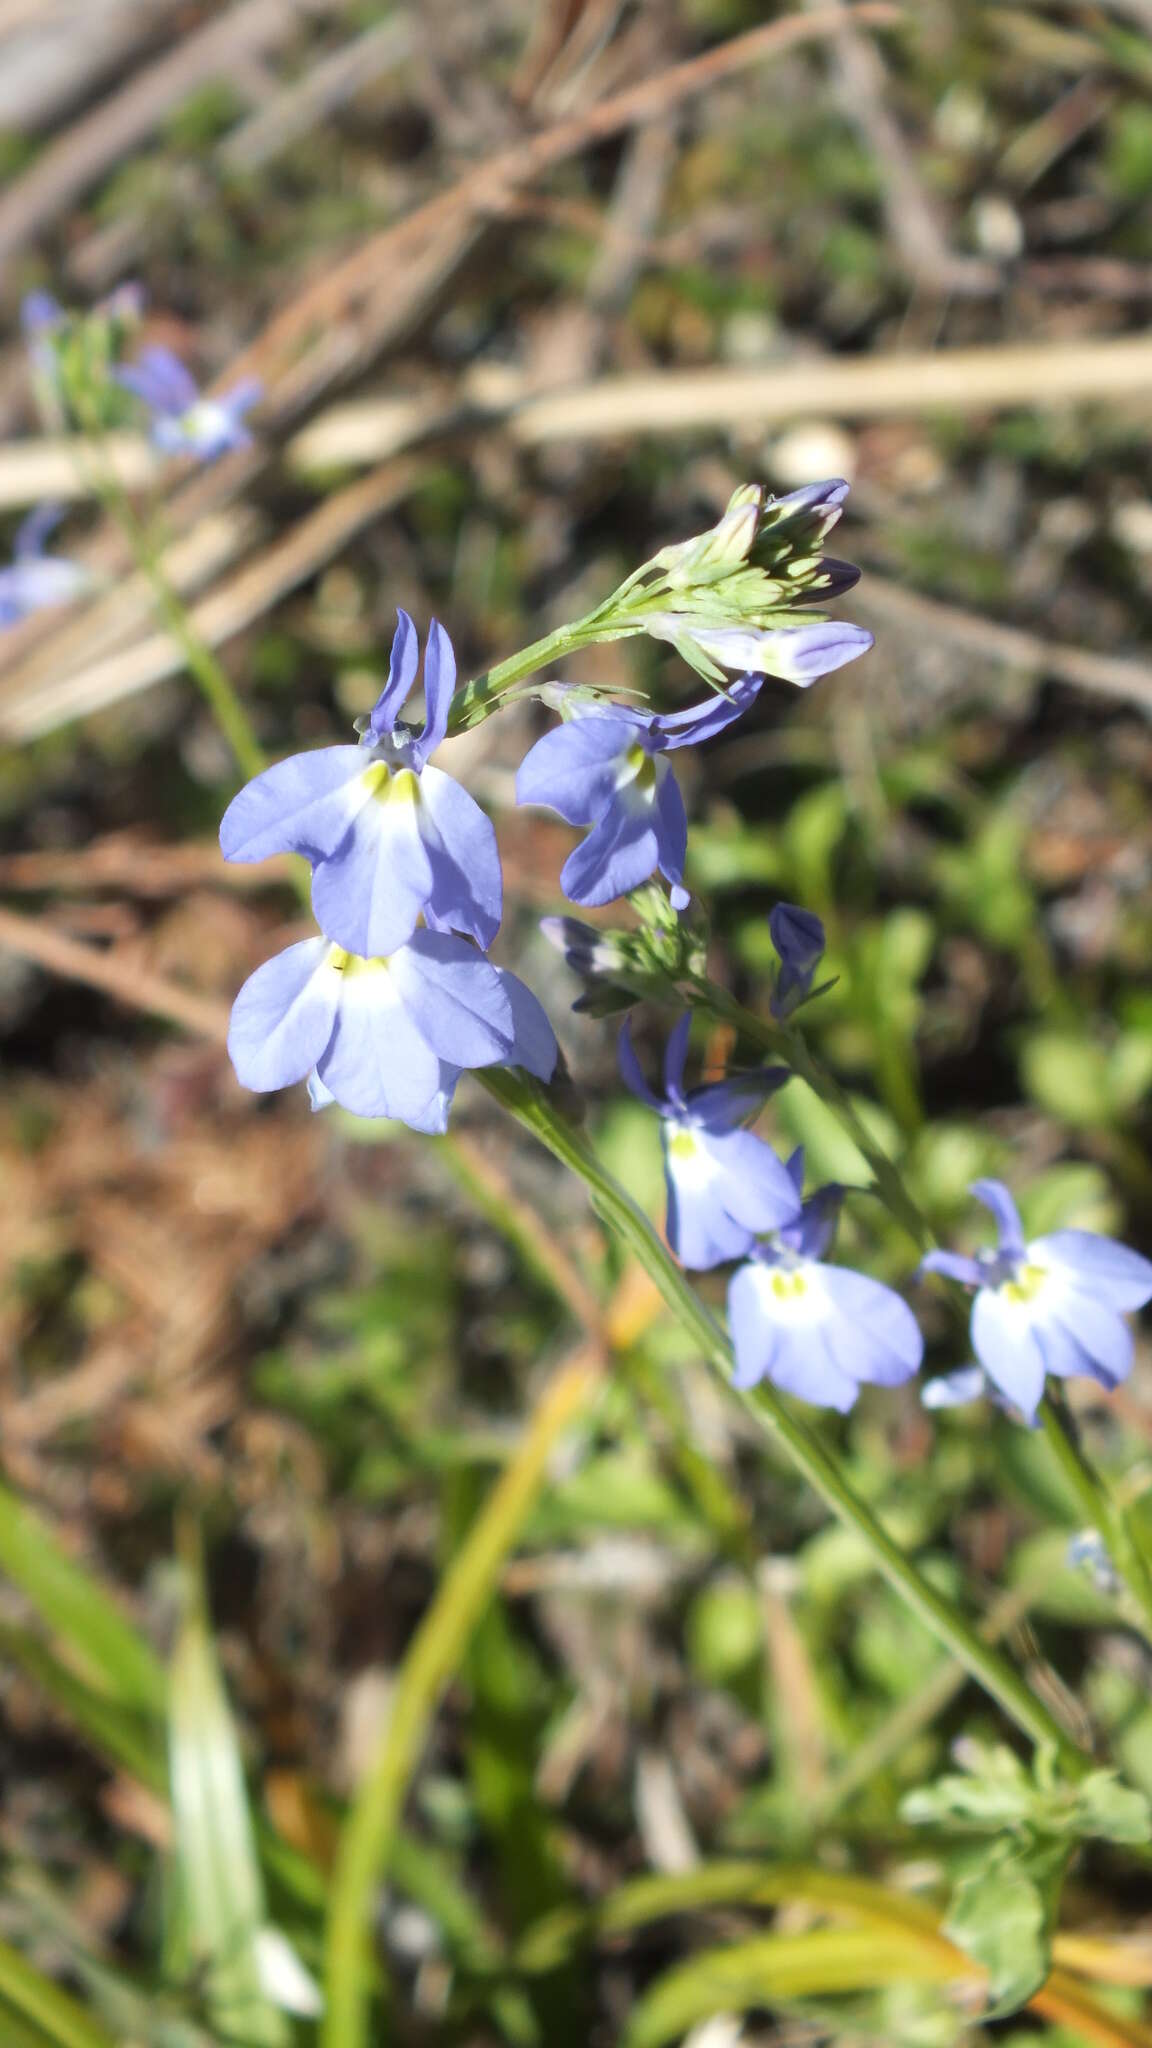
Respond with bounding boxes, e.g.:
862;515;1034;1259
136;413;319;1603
768;1322;861;1412
227;938;339;1093
922;1367;988;1409
654;673;763;750
413;619;456;765
700;1128;802;1234
515;715;637;824
117;345;198;415
390;930;514;1067
970;1179;1026;1258
1045;1290;1133;1390
971;1287;1046;1422
816;1265;923;1384
560;796;659;906
652;759;688;889
310;770;433;956
1031;1231;1152;1312
685;1068;790;1133
316;962;447;1122
219;746;369;865
367;609;420;740
491;968;557;1081
415;765;503;948
662;1012;692;1104
728;1263;782;1390
618;1017;664;1111
920;1249;984;1288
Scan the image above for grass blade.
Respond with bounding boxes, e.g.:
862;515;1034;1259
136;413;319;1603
168;1563;290;2048
0;1934;118;2048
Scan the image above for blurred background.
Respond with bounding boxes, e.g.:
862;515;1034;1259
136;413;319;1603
2;2;1152;2044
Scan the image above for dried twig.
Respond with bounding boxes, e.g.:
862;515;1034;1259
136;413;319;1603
0;0;342;263
0;902;230;1040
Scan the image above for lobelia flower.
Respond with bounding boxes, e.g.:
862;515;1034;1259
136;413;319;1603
116;345;261;459
515;676;762;909
920;1179;1152;1425
619;1014;800;1268
728;1160;924;1411
220;612;502;959
644;615;873;687
769;902;827;1019
0;505;89;627
227;927;555;1134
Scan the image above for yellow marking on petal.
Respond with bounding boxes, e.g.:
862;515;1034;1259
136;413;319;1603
1003;1262;1047;1305
361;762;421;804
668;1131;698;1160
329;947;391;978
771;1269;808;1301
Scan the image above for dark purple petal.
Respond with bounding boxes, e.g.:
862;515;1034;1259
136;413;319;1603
227;938;339;1094
617;1017;664;1111
778;1185;842;1261
662;1012;692;1106
367;609;420;740
770;903;825;977
686;1068;790;1133
652;761;688;891
516;715;637;825
413;619;456;765
970;1179;1026;1258
219;746;369;865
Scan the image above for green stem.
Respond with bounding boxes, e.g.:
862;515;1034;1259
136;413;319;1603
479;1070;1089;1775
1039;1395;1152;1644
71;401;265;782
320;1342;604;2048
448;621;598;732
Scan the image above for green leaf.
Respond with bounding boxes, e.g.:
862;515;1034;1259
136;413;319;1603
0;1934;117;2048
0;1478;164;1715
1074;1770;1152;1846
168;1571;290;2047
943;1842;1068;2019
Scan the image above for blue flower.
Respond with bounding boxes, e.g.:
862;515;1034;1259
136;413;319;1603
644;616;873;687
768;902;826;1019
116;346;260;459
728;1168;924;1410
221;612;502;959
619;1014;800;1269
0;505;89;628
515;677;762;908
920;1179;1152;1425
227;928;555;1133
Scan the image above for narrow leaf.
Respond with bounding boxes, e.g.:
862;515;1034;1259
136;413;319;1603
168;1576;289;2047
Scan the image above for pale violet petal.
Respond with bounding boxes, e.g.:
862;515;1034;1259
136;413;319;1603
315;960;446;1121
491;967;557;1080
560;797;659;907
390;930;513;1067
415;765;502;948
971;1287;1046;1422
310;769;433;957
219;746;369;864
1030;1230;1152;1312
227;938;339;1094
516;716;638;824
414;619;456;764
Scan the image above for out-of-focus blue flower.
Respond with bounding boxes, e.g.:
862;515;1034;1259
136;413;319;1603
227;928;555;1133
769;902;826;1019
920;1179;1152;1424
728;1164;924;1410
0;505;89;628
644;615;873;686
515;677;761;908
116;345;261;459
619;1013;799;1269
221;612;502;958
